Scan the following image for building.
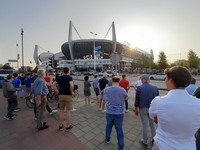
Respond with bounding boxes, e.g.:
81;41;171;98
37;21;152;72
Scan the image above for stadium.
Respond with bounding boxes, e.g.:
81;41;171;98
38;21;152;72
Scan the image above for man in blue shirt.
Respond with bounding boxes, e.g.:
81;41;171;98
185;77;197;95
24;73;31;98
12;73;22;110
104;76;128;150
93;75;100;103
33;69;49;131
134;74;159;148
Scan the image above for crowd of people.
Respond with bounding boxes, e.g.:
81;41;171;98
2;66;200;150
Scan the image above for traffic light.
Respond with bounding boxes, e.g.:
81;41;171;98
48;57;53;67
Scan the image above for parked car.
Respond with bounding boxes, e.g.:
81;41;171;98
0;76;6;88
99;70;114;77
149;73;166;80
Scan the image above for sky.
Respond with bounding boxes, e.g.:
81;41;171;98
1;0;200;68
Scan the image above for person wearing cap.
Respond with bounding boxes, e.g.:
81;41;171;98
134;74;159;148
104;76;128;150
98;73;109;112
149;66;200;150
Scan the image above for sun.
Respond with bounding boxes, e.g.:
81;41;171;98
118;25;162;52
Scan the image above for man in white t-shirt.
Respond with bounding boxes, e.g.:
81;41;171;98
134;76;142;90
149;66;200;150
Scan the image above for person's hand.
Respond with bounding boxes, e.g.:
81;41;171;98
133;109;139;116
37;99;41;107
71;92;75;96
154;116;158;124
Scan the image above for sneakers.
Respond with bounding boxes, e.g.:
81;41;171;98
71;108;77;112
125;109;129;113
106;139;110;143
14;107;21;112
38;124;49;131
11;114;17;119
49;109;58;115
140;139;148;148
4;116;13;120
57;124;64;131
65;125;73;131
102;109;106;113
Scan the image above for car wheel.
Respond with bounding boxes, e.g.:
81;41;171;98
150;77;154;80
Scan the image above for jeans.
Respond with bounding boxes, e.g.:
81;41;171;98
106;113;124;150
7;98;18;117
125;100;128;110
139;108;155;144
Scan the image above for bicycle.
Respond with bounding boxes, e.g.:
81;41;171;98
72;85;79;102
25;93;35;109
47;86;59;103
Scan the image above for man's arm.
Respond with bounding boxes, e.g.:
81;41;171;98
69;81;74;95
52;81;59;94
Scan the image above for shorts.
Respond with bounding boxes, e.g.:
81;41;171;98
25;87;31;93
100;92;105;101
94;88;99;96
59;95;72;111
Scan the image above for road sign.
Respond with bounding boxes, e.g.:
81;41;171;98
8;59;17;62
110;52;120;64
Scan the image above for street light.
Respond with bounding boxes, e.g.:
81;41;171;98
21;28;24;72
16;43;19;70
90;31;97;71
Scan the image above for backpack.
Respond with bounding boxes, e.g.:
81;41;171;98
2;80;9;98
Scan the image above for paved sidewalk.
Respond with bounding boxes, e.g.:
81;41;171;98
0;88;153;150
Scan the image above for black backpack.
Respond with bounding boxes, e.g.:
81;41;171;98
2;80;9;98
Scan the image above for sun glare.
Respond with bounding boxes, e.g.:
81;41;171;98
119;25;162;52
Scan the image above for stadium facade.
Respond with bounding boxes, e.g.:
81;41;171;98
38;21;152;72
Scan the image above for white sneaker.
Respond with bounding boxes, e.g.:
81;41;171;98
125;109;129;113
71;108;77;112
102;110;106;113
49;109;58;115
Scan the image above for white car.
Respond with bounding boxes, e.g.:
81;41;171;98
149;73;166;80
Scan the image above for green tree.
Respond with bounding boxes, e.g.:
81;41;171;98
141;54;150;68
158;51;168;69
187;49;199;68
2;63;13;69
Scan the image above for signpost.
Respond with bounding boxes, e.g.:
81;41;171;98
110;52;120;73
8;59;18;62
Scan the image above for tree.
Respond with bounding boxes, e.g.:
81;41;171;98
141;54;150;68
187;49;199;68
2;63;13;69
158;51;168;69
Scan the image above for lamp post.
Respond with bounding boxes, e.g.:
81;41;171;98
16;43;19;70
21;28;24;72
90;32;97;71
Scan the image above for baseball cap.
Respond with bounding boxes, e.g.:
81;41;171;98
141;74;149;80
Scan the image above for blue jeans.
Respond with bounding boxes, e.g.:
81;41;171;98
106;113;124;150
